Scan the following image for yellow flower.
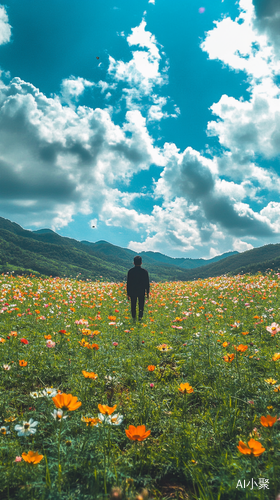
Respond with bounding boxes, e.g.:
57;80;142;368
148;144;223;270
265;378;277;385
156;344;172;352
22;451;44;464
272;353;280;361
178;383;194;394
81;416;101;426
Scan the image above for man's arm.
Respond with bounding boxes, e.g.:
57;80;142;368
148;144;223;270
146;271;150;299
126;270;131;300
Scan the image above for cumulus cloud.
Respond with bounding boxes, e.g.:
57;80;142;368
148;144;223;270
0;6;11;45
252;0;280;56
108;19;179;119
0;76;163;229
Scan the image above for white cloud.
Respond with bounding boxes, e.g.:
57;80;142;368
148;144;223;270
0;6;11;46
232;239;254;252
0;76;163;230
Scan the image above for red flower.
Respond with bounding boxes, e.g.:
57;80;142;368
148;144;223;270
20;338;29;345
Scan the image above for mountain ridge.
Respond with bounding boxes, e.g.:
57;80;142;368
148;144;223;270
0;216;279;281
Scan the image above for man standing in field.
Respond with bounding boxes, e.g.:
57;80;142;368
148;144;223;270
127;256;149;322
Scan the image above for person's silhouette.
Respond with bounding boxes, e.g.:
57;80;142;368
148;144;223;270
126;256;149;322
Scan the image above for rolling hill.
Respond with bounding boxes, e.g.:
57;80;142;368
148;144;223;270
0;216;279;281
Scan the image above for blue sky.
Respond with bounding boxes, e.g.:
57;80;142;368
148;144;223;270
0;0;280;258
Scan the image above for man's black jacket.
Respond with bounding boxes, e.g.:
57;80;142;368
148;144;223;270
126;266;150;297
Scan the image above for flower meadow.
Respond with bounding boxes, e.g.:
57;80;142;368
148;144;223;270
0;272;280;500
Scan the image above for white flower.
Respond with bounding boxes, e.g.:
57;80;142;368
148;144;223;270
51;409;67;420
42;387;58;397
30;391;43;398
14;418;38;437
3;364;11;370
98;413;123;425
0;426;10;435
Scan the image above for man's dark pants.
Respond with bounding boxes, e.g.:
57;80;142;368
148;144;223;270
130;295;145;320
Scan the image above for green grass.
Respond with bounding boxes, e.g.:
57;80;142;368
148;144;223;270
0;272;280;499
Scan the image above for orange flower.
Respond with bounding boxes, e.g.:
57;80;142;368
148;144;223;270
237;438;265;456
10;331;18;337
92;330;100;336
234;344;248;352
82;329;92;336
108;315;116;321
147;365;155;371
89;343;99;350
178;383;194;394
19;360;27;367
125;424;151;441
82;370;98;379
44;335;52;340
241;331;249;335
52;393;82;411
272;353;280;361
223;353;235;363
0;338;6;343
22;451;44;464
260;415;277;427
98;404;117;415
222;341;229;348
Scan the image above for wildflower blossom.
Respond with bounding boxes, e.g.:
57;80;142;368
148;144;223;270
30;391;43;398
52;393;82;411
0;426;10;435
265;378;277;385
46;340;55;348
260;415;277;427
19;360;27;367
14;419;38;437
3;364;11;370
147;365;155;371
178;383;194;394
20;338;29;345
15;456;22;462
22;451;43;464
98;404;117;415
266;322;280;335
98;413;123;425
125;424;151;441
272;353;280;361
81;416;101;427
156;344;172;352
51;409;67;420
237;439;265;456
82;370;98;379
223;353;235;363
42;387;58;397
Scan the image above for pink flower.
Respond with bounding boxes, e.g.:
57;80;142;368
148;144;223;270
112;342;118;346
150;383;154;388
124;330;130;333
266;322;280;335
15;456;22;462
248;400;254;405
20;338;29;345
46;340;56;348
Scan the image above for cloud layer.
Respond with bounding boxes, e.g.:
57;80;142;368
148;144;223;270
0;1;280;258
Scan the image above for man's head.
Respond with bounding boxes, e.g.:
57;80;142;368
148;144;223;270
134;256;142;266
